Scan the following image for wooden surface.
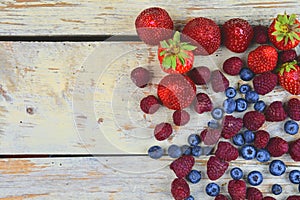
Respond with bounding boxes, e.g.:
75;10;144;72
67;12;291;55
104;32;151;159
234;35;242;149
1;0;300;199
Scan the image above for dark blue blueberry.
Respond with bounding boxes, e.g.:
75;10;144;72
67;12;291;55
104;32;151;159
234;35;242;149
148;145;164;159
185;196;194;200
208;119;220;129
272;184;282;195
239;84;251;94
205;183;220;197
243;130;255;143
225;87;237;98
192;145;202;157
181;145;192;155
223;98;236;114
211;108;224;120
284;120;299;135
256;149;270;162
235;98;248;112
230;167;243;180
186;170;202;184
254;100;266;112
241;145;256;160
232;133;245;146
167;144;182;158
245;91;259;103
202;146;214;156
188;134;201;146
269;160;286;176
240;67;254;81
247;171;263;186
289;170;300;184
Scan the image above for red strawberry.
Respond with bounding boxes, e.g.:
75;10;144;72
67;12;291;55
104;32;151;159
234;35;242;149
172;110;190;126
228;180;247;200
154;122;172;141
215;194;229;200
247;45;278;74
286;98;300;121
277;61;300;95
182;17;221;55
246;187;263;200
200;128;221;145
222;57;243;76
171;178;190;200
279;49;297;63
130;67;151;88
215;141;239;162
207;156;229;180
254;130;270;149
253;25;268;44
221;115;243;139
157;74;196;110
140;95;160;114
211;70;230;93
222;18;253;53
158;31;196;74
289;139;300;161
266;136;289;157
243;111;265;131
170;155;195;178
264;101;287;122
187;66;211;85
193;93;213;114
252;72;278;95
135;7;174;45
268;13;300;50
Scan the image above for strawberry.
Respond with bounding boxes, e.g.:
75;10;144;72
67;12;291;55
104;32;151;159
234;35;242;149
135;7;174;45
207;156;229;180
268;13;300;50
170;155;195;178
211;70;230;93
158;31;196;74
277;61;300;95
222;18;254;53
182;17;221;55
247;45;278;74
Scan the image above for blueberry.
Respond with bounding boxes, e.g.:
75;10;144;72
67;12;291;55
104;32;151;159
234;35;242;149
230;167;243;180
272;184;282;195
208;119;220;129
241;145;256;160
289;170;300;184
284;120;299;135
192;146;202;157
148;145;164;159
247;171;263;186
185;196;194;200
186;170;202;184
269;160;286;176
243;130;255;143
167;144;182;158
181;145;192;155
235;98;248;112
245;91;259;103
239;84;251;94
205;183;220;197
202;146;214;156
240;67;254;81
254;100;266;112
211;108;224;120
223;98;236;114
225;87;237;98
256;149;270;162
188;134;201;146
232;133;245;146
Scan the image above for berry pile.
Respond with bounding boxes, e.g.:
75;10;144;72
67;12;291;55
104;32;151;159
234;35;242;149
134;7;300;199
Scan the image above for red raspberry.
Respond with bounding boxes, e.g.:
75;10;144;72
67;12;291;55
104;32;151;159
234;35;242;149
221;115;243;139
247;187;263;200
187;66;211;85
279;49;297;63
253;72;278;95
211;70;229;93
215;141;239;162
287;196;300;200
194;93;213;114
263;197;276;200
228;180;246;200
170;155;195;178
222;57;243;76
140;95;160;114
266;136;289;157
265;101;287;122
215;194;229;200
154;122;172;141
289;139;300;161
172;110;190;126
130;67;150;88
207;156;229;180
253;25;268;44
171;178;190;200
243;111;265;131
286;98;300;121
254;130;270;149
200;128;221;145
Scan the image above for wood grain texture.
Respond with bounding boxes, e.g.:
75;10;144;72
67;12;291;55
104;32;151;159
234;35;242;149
0;0;299;36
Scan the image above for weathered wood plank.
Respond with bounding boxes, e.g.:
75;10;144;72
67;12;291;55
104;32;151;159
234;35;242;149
0;0;299;36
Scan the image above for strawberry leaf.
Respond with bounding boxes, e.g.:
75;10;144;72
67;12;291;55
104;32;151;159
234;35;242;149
275;21;281;31
178;54;185;66
173;31;180;44
181;44;197;51
180;51;189;58
160;40;169;48
160;50;167;56
284;36;289;45
289;14;297;25
171;55;177;70
291;31;300;40
288;33;295;44
162;56;172;69
276;34;284;42
283;14;289;24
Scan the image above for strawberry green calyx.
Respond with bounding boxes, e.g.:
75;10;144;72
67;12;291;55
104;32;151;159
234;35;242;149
278;60;298;75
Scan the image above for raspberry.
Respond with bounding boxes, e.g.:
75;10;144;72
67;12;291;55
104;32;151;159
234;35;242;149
171;178;190;200
211;70;229;93
287;196;300;200
207;156;229;180
286;98;300;121
140;95;160;114
263;197;276;200
243;111;265;131
279;49;297;63
200;128;221;145
252;72;278;95
154;122;172;141
266;137;289;157
130;67;150;88
194;93;213;114
265;101;287;122
254;130;270;149
221;115;243;139
215;141;239;162
222;57;243;76
187;66;211;85
228;180;246;200
246;187;263;200
289;139;300;161
172;110;190;126
215;194;229;200
170;155;195;178
253;25;268;44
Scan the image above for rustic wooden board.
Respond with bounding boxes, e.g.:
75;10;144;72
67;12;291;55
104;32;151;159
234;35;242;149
0;0;299;36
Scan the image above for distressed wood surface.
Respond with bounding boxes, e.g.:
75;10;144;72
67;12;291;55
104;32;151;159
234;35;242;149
0;0;299;36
